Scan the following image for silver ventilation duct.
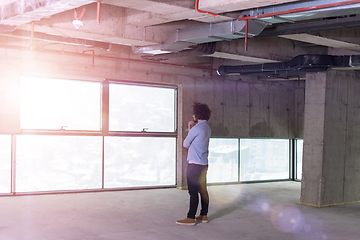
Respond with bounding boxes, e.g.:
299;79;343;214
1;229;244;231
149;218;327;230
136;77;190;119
132;19;268;55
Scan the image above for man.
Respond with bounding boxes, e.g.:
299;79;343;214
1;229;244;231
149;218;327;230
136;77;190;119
176;102;211;226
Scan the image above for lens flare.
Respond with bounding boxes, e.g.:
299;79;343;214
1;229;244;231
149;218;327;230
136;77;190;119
250;197;273;216
247;195;329;240
296;214;325;240
270;205;304;233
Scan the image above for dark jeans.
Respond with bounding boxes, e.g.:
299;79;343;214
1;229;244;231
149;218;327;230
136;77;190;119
186;163;209;219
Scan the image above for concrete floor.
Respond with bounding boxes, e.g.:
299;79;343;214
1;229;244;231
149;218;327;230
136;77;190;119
0;181;359;240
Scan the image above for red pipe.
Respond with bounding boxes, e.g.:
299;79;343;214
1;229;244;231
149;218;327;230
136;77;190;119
97;1;101;24
30;22;34;51
74;7;86;20
83;50;95;67
195;0;218;16
245;19;248;52
238;0;360;21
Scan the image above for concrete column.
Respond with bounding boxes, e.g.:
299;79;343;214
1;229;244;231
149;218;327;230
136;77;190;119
301;70;360;207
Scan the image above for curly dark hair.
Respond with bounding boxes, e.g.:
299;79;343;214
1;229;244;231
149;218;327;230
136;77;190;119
192;102;211;121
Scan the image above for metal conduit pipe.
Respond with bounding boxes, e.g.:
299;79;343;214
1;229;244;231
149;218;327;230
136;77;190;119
83;49;95;67
0;43;216;71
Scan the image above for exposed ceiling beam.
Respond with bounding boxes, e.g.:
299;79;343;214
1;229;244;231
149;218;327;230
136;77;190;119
17;23;158;47
102;0;234;26
258;16;360;37
0;29;111;49
124;8;234;27
101;0;194;15
280;34;360;52
205;51;279;63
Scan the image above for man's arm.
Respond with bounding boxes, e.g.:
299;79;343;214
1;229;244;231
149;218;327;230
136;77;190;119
183;121;197;148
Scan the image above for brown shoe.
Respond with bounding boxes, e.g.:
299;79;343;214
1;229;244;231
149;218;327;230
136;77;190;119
176;217;195;226
195;215;208;223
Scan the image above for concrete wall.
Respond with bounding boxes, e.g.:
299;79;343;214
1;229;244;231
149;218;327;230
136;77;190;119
181;78;303;138
0;43;304;187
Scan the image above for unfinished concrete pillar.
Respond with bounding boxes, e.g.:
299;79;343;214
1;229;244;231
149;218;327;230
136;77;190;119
301;70;360;207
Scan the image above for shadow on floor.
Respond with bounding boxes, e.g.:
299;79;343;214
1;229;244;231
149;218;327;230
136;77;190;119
208;193;261;222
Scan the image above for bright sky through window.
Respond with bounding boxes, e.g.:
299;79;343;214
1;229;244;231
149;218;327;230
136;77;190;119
109;84;176;132
20;76;101;130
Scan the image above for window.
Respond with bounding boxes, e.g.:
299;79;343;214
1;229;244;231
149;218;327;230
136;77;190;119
240;139;290;181
0;135;11;193
208;138;239;183
11;76;179;194
104;137;176;188
20;76;101;131
16;135;102;192
296;139;303;180
109;84;176;132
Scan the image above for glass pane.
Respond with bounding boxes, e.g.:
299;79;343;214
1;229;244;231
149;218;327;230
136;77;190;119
0;135;11;193
109;84;175;132
208;138;238;183
104;137;176;188
16;135;102;192
21;76;101;130
240;139;289;181
296;139;303;180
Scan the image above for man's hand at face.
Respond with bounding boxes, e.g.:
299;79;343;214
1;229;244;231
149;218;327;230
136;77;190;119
188;120;196;131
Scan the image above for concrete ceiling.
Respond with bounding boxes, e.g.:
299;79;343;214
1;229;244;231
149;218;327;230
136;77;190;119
1;0;360;74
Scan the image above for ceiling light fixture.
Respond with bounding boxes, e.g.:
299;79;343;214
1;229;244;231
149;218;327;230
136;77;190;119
73;7;86;29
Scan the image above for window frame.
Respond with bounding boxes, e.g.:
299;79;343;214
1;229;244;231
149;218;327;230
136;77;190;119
20;75;104;133
207;138;239;184
106;79;178;137
294;139;303;181
207;138;293;185
5;75;179;195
